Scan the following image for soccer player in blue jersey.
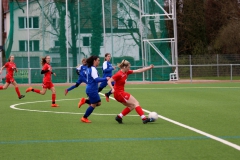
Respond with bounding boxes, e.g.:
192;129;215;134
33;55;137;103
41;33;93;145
98;53;115;102
65;58;87;96
80;55;110;123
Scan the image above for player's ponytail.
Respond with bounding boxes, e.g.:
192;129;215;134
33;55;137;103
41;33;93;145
41;56;47;66
117;59;130;69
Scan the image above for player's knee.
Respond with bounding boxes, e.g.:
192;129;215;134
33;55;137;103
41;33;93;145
97;102;101;106
75;83;80;87
40;92;46;95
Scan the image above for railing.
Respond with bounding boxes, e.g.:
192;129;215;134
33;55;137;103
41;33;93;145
1;64;240;84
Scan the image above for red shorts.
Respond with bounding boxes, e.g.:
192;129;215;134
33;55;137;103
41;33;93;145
42;81;54;89
5;76;15;83
114;91;131;103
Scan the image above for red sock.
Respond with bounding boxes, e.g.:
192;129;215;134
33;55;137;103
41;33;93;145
118;107;131;118
15;87;21;97
121;107;131;116
52;94;56;104
0;86;3;90
33;89;41;94
135;106;146;120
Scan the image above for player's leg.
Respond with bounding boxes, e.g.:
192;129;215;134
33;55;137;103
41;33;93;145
98;81;107;92
65;78;82;96
78;97;90;108
0;82;10;90
26;86;47;95
50;85;59;107
81;92;101;123
114;92;132;124
12;81;25;99
127;95;154;124
104;82;114;102
115;104;132;124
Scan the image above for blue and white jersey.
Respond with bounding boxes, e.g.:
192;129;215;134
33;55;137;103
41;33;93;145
86;66;99;93
76;65;87;77
102;61;114;77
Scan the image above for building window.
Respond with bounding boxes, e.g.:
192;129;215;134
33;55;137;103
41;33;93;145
83;37;90;46
19;41;26;51
19;17;39;29
54;41;60;47
118;18;126;29
19;40;40;51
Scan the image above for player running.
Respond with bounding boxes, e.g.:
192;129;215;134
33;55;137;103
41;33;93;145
0;55;25;99
107;59;155;124
80;55;109;123
25;55;59;107
98;53;115;102
65;58;87;96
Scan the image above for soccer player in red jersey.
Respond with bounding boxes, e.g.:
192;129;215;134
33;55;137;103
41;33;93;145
25;55;59;107
0;55;25;99
107;59;155;124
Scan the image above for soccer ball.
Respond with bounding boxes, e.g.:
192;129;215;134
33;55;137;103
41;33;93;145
148;112;158;120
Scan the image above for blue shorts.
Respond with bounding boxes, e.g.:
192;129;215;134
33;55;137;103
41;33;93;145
76;76;86;84
87;92;101;104
99;81;114;89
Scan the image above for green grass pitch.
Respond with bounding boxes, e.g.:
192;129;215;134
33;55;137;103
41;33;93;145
0;83;240;159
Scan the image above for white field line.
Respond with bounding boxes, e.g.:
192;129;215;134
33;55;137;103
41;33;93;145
9;90;240;151
9;98;138;116
98;92;240;151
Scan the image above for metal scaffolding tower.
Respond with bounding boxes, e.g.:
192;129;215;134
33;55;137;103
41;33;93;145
138;0;178;80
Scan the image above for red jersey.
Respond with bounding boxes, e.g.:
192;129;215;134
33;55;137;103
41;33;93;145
4;62;16;77
112;70;133;92
42;63;52;82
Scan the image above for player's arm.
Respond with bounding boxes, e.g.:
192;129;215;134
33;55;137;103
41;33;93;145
107;77;115;93
132;65;154;74
0;65;5;74
92;68;109;82
76;65;81;75
51;72;56;76
41;70;49;74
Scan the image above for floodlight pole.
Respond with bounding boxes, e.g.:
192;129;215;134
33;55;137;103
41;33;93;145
173;0;179;79
27;0;31;84
78;0;81;62
0;0;2;71
66;0;69;83
102;0;106;54
138;0;145;81
110;0;114;64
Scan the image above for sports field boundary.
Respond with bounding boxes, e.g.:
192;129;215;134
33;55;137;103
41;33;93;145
1;79;240;86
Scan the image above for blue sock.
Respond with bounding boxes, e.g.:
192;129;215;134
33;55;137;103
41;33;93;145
67;85;76;92
84;106;95;118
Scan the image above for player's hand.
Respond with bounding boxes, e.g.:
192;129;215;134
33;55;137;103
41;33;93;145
53;73;56;76
106;77;110;80
111;88;115;93
149;64;154;69
113;66;116;70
